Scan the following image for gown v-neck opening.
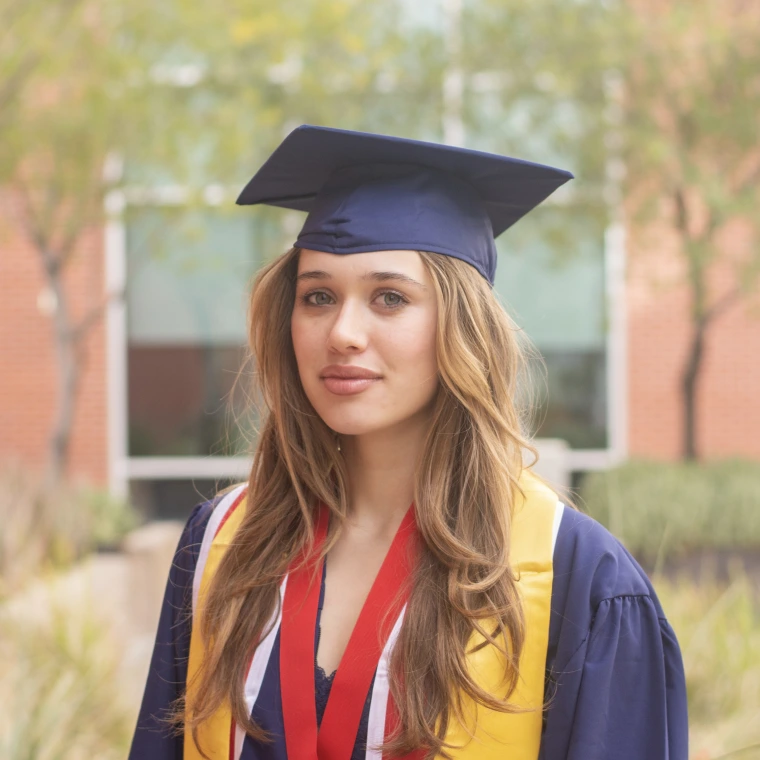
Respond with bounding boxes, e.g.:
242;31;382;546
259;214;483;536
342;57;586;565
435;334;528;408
315;557;337;728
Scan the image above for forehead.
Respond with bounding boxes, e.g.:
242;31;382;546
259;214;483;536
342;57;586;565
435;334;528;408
297;248;428;280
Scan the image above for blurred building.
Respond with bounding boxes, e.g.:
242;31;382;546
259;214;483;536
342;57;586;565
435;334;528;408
2;162;759;518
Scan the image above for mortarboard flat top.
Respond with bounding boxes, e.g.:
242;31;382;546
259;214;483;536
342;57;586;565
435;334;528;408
237;125;573;284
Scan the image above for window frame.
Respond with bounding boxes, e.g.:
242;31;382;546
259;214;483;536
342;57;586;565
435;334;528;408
104;187;627;500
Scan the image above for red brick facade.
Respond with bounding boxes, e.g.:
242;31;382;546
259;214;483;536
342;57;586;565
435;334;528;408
0;195;107;483
628;219;760;460
1;199;758;486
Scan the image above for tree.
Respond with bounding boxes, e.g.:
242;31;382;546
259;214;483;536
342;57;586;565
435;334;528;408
0;0;419;484
1;0;135;484
458;0;760;460
619;0;760;460
0;0;83;132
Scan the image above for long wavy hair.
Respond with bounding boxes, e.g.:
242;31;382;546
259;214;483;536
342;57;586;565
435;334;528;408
182;246;544;759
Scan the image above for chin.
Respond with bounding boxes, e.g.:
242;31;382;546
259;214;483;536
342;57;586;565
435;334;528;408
318;412;390;437
304;384;434;438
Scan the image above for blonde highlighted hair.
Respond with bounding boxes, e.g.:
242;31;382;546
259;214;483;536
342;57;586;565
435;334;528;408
180;247;544;759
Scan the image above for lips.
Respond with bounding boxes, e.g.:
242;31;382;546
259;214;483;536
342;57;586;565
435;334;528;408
319;365;382;380
319;365;382;396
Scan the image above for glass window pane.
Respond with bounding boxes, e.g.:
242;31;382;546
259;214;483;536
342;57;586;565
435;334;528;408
494;207;607;448
125;201;608;454
129;478;244;521
127;207;280;344
540;350;607;449
127;344;252;456
126;207;276;456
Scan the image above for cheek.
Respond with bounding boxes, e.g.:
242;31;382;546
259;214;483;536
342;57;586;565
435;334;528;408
384;314;438;379
290;314;319;367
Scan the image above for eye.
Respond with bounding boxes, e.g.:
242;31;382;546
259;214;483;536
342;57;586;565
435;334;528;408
300;289;408;309
301;290;333;306
376;290;407;308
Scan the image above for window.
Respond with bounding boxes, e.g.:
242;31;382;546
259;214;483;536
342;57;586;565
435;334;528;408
129;477;241;521
494;207;607;449
126;206;281;458
119;186;612;519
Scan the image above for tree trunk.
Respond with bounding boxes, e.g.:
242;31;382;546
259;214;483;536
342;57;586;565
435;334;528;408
46;264;80;486
681;317;707;461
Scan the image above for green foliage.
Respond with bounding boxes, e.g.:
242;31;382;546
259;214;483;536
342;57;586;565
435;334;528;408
0;597;132;759
654;572;760;759
619;0;760;311
80;485;140;549
0;0;419;193
0;464;139;599
580;459;760;562
616;1;760;460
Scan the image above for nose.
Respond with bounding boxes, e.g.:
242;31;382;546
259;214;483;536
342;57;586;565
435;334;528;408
327;297;369;353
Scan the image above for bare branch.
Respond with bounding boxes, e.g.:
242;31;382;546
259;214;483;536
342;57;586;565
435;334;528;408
735;160;760;197
702;205;725;243
70;287;126;344
673;185;690;239
0;0;84;47
0;0;32;27
0;52;40;112
0;0;85;110
704;286;742;325
0;0;41;48
14;177;59;274
58;174;105;266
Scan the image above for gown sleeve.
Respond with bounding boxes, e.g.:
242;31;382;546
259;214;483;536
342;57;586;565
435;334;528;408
540;509;689;760
127;501;213;760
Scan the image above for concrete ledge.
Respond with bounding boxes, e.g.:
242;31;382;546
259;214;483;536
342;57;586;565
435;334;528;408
526;438;571;490
122;521;184;637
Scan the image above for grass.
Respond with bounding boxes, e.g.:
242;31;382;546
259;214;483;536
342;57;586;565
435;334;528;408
580;459;760;563
0;461;140;759
580;460;760;757
653;571;760;760
0;592;134;760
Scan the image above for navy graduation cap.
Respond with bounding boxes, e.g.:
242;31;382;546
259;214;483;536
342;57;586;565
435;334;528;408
236;125;573;284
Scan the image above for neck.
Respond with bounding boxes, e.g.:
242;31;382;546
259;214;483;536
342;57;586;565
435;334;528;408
339;412;430;535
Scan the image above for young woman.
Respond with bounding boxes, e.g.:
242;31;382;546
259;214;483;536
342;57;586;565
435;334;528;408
129;126;688;760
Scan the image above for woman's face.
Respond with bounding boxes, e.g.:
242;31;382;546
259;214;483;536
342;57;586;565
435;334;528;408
291;248;439;438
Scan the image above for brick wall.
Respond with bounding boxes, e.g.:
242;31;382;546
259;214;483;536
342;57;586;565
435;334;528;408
0;194;108;484
3;188;759;480
627;220;760;460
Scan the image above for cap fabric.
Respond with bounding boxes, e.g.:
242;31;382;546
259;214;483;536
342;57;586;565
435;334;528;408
236;125;573;284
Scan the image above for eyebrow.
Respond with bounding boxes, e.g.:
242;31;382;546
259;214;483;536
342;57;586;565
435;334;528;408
295;270;428;290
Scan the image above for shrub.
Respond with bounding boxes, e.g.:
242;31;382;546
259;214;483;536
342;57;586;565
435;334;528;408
579;459;760;562
0;590;133;759
653;571;760;759
0;463;139;599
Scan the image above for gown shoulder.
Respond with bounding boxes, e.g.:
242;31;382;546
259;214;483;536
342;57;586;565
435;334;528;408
127;498;216;760
129;498;689;760
541;506;689;760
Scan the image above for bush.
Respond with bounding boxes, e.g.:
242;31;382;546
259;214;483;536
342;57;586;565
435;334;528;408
0;463;139;599
653;571;760;759
580;459;760;563
0;590;134;759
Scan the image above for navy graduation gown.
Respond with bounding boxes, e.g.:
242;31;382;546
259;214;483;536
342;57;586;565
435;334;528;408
128;500;688;760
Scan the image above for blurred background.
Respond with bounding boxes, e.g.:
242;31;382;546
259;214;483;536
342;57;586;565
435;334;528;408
1;0;759;757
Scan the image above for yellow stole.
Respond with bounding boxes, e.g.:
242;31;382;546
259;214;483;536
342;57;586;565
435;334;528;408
441;469;557;759
185;490;248;759
184;469;557;759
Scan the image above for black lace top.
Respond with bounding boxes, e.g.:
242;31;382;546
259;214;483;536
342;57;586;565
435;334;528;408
315;558;375;756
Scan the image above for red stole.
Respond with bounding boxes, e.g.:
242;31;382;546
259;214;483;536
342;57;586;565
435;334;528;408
280;503;421;760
